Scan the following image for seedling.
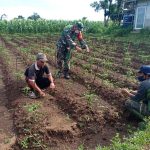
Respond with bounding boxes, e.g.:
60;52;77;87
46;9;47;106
22;86;30;95
24;103;41;113
84;92;97;106
77;144;84;150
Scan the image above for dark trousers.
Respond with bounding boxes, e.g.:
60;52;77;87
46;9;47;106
36;77;51;89
125;99;150;116
26;77;50;90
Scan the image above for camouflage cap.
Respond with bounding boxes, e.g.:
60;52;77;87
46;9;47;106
76;22;84;31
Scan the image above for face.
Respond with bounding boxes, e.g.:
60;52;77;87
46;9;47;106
37;60;46;68
137;72;145;82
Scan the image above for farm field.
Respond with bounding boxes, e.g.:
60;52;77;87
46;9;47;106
0;33;150;150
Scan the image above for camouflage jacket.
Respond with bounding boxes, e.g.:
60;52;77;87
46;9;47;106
131;79;150;105
57;24;87;49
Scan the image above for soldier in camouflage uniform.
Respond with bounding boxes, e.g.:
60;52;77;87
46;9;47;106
121;65;150;120
56;22;90;79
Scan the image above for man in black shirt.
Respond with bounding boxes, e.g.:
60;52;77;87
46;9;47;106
25;53;55;98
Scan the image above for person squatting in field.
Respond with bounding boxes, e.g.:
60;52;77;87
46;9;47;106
121;65;150;119
56;22;90;79
24;53;55;99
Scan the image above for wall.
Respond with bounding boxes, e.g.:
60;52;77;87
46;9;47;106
134;0;150;29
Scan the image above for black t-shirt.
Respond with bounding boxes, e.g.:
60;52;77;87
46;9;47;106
25;63;50;81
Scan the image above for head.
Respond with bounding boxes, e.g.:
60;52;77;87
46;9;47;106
74;22;84;34
137;65;150;82
36;53;48;67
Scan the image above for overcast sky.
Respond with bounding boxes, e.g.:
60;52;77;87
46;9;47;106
0;0;104;21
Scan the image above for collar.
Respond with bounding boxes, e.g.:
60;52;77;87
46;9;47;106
35;62;40;70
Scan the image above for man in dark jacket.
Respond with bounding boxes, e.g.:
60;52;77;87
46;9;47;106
25;53;55;98
56;22;90;79
121;65;150;119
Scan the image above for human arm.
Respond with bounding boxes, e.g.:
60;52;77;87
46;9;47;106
27;65;46;97
45;66;55;89
121;88;136;97
122;82;146;102
62;25;78;49
28;80;46;96
77;32;90;52
75;45;82;52
47;73;55;89
131;82;146;102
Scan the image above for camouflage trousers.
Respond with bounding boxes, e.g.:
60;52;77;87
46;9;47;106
56;42;72;73
125;99;150;116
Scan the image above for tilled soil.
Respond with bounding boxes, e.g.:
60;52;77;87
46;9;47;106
0;63;16;150
0;35;141;150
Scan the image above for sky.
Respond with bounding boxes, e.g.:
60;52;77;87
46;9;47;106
0;0;104;21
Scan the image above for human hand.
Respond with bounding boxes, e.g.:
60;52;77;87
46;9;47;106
50;82;55;89
130;90;137;95
121;88;130;96
72;42;77;46
39;91;46;97
86;47;90;53
75;46;82;52
67;47;70;51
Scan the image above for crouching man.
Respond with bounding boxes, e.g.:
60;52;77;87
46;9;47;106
121;65;150;120
24;53;55;98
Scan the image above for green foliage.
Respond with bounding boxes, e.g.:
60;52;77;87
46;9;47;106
102;58;113;69
0;20;8;33
15;71;24;80
84;92;97;106
140;28;150;37
84;21;105;34
125;68;134;78
103;23;132;37
28;13;41;21
20;136;30;149
0;19;134;37
22;87;30;95
94;118;150;150
123;51;131;66
24;103;41;113
0;19;104;35
77;144;84;150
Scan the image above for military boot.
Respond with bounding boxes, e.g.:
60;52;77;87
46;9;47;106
56;70;63;78
64;71;70;79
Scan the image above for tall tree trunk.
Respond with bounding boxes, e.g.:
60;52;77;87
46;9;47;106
104;10;107;26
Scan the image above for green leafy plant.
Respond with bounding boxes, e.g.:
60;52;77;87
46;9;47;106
22;86;30;95
102;59;112;70
123;51;132;66
20;136;30;149
24;103;41;113
126;68;134;78
15;71;24;80
84;92;97;106
77;144;84;150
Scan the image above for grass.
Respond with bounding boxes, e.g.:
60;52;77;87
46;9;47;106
76;118;150;150
98;118;150;150
114;31;150;45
